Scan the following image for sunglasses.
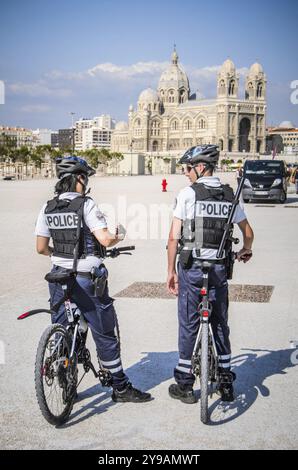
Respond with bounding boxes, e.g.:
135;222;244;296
185;165;194;172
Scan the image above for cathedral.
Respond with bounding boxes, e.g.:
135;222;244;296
111;49;267;157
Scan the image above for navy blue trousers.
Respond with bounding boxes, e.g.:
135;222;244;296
49;265;129;390
174;262;231;386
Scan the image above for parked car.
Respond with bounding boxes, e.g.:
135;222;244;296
242;159;288;203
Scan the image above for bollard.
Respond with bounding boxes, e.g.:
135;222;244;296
162;178;168;192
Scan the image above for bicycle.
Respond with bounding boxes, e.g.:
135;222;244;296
17;246;135;426
191;250;251;424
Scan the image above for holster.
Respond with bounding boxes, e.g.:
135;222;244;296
91;265;108;298
179;249;193;270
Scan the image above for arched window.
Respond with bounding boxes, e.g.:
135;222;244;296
151;120;160;136
168;90;175;103
184;120;192;130
228;80;235;96
219;79;225;95
257;83;263;98
171;120;179;131
152;140;159;151
197;118;206;129
248;82;254;98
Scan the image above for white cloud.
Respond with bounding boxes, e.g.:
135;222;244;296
21;104;51;113
9;80;72;97
87;61;169;79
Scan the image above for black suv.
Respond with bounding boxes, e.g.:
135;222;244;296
242;159;288;203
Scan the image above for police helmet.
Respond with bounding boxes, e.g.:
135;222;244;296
56;156;96;179
179;145;219;166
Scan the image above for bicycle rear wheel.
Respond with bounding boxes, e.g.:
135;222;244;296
35;323;76;426
200;322;209;424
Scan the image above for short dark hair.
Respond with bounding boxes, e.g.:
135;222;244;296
54;174;77;194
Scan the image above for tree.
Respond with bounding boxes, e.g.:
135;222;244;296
83;149;101;169
0;134;17;161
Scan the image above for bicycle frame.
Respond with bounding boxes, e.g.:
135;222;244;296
191;261;221;423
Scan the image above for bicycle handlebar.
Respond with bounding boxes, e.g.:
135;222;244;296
105;246;135;258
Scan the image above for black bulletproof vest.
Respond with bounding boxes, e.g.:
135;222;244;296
44;196;106;259
181;183;234;251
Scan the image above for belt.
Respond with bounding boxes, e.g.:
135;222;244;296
192;258;226;267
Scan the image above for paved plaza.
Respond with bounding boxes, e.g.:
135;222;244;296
0;173;297;450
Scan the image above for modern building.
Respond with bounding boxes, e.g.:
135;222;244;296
111;49;267;156
75;114;115;151
51;131;59;149
58;128;74;151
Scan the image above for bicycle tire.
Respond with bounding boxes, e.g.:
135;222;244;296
35;323;76;426
200;322;209;424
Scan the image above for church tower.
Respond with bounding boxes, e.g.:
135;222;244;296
245;62;266;100
217;58;239;98
157;47;190;109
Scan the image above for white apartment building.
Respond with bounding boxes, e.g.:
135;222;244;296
75;114;115;151
32;128;52;147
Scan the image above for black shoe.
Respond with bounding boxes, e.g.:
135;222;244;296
168;383;197;404
112;383;152;403
217;371;236;402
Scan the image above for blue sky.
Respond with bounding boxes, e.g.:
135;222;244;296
0;0;297;129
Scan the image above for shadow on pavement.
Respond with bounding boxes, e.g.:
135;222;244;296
209;347;296;425
61;351;178;428
61;348;296;428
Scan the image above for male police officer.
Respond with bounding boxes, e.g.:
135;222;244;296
35;156;151;403
167;145;254;403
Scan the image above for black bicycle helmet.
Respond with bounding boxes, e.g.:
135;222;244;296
179;145;219;166
56;156;96;179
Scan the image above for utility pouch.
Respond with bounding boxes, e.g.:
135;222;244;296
91;266;108;298
179;249;193;270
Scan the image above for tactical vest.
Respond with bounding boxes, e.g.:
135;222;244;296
180;183;234;254
44;196;106;259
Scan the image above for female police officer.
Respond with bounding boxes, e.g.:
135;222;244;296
35;156;151;403
167;145;254;403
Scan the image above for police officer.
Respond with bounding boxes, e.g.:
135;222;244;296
167;145;254;403
35;156;151;403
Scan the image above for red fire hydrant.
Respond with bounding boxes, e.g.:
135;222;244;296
162;178;168;192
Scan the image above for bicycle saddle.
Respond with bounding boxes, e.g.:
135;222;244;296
45;271;75;284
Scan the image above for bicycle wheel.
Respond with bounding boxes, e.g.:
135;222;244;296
200;322;209;424
35;323;76;426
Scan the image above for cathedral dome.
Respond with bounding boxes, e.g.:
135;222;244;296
249;62;263;76
220;58;236;74
138;88;159;102
279;120;294;129
115;121;128;131
158;49;189;91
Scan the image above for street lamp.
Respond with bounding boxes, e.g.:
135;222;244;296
70;112;76;153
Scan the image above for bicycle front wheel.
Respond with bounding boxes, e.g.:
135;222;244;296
200;322;209;424
35;323;76;426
